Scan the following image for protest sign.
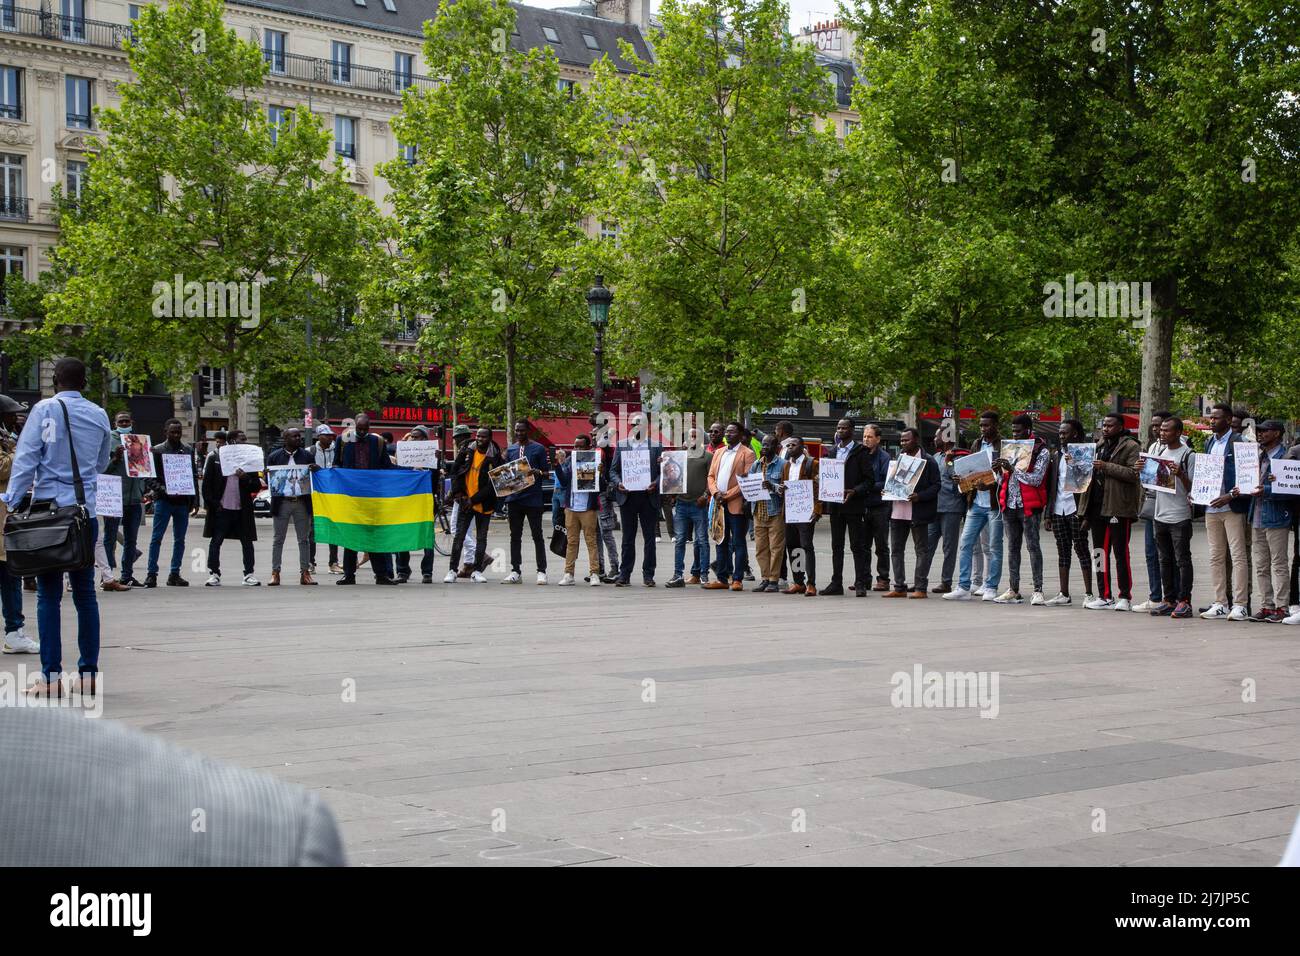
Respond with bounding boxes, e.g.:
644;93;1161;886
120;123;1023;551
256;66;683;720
573;449;600;492
162;453;196;496
1139;453;1176;494
267;465;311;497
785;479;814;522
659;450;688;495
396;441;440;470
737;473;768;503
818;458;845;503
1234;442;1260;495
1189;453;1225;505
882;454;925;502
953;450;995;494
121;434;155;478
95;473;122;517
1000;440;1033;473
1270;458;1300;495
1063;444;1094;493
488;458;534;498
620;448;652;491
219;443;265;477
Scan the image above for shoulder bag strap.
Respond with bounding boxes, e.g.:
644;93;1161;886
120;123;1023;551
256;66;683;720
58;399;87;508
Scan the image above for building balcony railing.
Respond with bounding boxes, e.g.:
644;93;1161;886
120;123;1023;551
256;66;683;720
263;51;435;97
0;103;21;121
0;195;30;221
1;7;437;98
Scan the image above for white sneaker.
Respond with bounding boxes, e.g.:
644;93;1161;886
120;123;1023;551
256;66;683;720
1044;592;1072;607
537;571;548;586
558;573;574;586
1228;604;1248;621
2;630;38;654
242;574;261;587
1084;596;1114;610
470;571;488;583
1283;608;1300;625
501;571;521;584
443;570;457;583
1131;600;1156;612
942;588;971;601
993;589;1023;604
1030;591;1046;606
1083;593;1096;605
205;573;221;587
982;588;999;602
1113;598;1131;612
1200;602;1228;620
589;574;601;586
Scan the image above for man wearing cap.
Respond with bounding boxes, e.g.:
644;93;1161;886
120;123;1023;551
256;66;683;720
394;426;439;584
0;393;35;654
310;425;341;574
1248;421;1294;622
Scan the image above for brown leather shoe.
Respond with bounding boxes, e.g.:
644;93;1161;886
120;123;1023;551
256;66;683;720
908;590;928;599
100;580;131;592
882;590;907;598
729;581;743;592
686;576;701;585
268;571;281;587
873;579;890;591
300;571;317;586
804;586;817;596
703;580;729;590
782;584;806;595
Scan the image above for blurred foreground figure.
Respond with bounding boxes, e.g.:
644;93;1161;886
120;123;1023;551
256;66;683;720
0;708;344;866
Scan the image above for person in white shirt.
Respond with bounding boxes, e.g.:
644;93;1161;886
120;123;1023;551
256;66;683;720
1043;419;1094;606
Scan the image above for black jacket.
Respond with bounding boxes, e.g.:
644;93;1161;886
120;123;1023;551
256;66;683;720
147;440;198;507
201;455;261;541
900;455;941;525
266;446;315;518
825;442;877;516
334;433;390;470
450;441;501;512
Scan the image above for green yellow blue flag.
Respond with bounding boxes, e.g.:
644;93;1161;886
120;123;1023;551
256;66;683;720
312;469;435;552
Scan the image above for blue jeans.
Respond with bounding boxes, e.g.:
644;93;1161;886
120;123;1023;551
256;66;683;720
148;500;190;575
958;503;1003;592
0;558;24;632
103;502;143;580
1143;517;1162;602
673;500;709;580
716;510;749;584
36;520;100;679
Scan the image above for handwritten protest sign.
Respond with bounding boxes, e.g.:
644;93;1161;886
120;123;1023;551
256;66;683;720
621;448;651;491
396;441;440;469
1234;442;1260;495
1269;458;1300;495
818;458;845;503
785;479;814;522
161;453;195;496
737;474;768;503
95;473;122;517
1189;453;1224;505
219;443;265;477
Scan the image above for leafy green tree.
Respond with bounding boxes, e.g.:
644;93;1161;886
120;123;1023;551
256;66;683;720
382;0;599;427
37;0;392;430
588;0;846;422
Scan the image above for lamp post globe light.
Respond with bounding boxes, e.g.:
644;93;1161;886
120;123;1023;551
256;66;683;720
585;275;613;417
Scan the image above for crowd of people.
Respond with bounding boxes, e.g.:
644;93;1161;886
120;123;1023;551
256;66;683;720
1;360;1298;696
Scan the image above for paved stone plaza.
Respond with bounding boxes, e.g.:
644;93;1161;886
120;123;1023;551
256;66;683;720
9;517;1300;866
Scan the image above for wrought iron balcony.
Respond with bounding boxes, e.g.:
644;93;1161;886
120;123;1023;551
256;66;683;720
0;195;30;221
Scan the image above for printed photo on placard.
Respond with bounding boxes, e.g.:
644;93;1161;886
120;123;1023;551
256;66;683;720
573;449;600;493
489;458;535;498
267;465;312;498
1139;453;1177;494
1000;440;1034;473
882;454;926;502
122;433;155;478
659;450;688;495
953;449;995;494
1063;443;1095;493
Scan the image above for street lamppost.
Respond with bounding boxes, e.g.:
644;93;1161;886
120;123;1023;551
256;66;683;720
585;275;613;419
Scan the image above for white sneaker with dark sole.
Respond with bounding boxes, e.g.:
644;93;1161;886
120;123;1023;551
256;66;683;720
1043;593;1072;607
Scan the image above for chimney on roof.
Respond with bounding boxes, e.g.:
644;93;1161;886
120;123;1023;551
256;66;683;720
594;0;650;32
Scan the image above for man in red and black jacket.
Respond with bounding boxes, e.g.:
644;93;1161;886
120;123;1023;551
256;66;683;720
992;414;1050;604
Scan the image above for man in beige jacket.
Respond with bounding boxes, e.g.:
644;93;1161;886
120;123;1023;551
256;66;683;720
0;393;35;654
704;422;757;591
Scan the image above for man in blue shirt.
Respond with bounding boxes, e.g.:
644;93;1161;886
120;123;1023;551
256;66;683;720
502;420;551;584
1;359;112;693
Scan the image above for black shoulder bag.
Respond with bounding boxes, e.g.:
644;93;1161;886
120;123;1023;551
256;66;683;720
2;400;96;576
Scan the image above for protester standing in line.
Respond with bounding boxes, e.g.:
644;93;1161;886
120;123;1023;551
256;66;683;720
1199;402;1251;621
334;412;397;586
822;418;873;597
100;409;143;590
666;427;713;588
609;412;664;587
1080;413;1142;611
593;421;620;583
781;436;820;596
309;424;341;574
1148;416;1195;619
992;414;1049;606
266;427;316;587
884;427;940;599
144;418;198;588
1;359;112;694
445;426;499;583
944;411;1005;602
201;430;262;587
1132;411;1170;612
553;434;602;587
703;422;756;591
928;431;966;594
1249;421;1294;622
1043;419;1095;607
501;420;551;585
0;393;34;654
749;434;787;592
392;426;439;584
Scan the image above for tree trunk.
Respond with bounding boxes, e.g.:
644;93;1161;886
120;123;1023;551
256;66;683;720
504;322;517;430
1138;277;1176;445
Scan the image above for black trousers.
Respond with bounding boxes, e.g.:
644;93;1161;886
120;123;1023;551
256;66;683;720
450;508;491;572
508;504;548;574
618;492;659;582
784;521;816;587
1090;514;1133;601
208;509;254;577
310;536;339;567
343;548;391;580
1154;519;1193;603
866;504;891;583
395;550;436;577
828;511;867;588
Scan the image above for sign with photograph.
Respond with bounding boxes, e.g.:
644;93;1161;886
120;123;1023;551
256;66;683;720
953;450;995;494
659;450;688;495
1062;444;1094;494
572;449;600;492
121;433;155;478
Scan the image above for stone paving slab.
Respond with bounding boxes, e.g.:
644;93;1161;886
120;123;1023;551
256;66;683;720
4;517;1298;866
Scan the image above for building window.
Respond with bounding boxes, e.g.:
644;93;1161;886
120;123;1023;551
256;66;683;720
842;119;858;137
0;245;24;308
264;30;286;74
331;41;352;84
61;0;86;41
268;105;290;145
1;0;15;31
66;159;87;201
353;0;367;6
3;356;39;390
394;52;413;92
599;221;620;243
335;115;356;159
382;0;397;11
0;66;19;120
0;153;25;221
200;366;227;400
129;4;143;19
399;141;416;165
66;76;93;128
542;26;560;44
556;78;575;96
582;33;600;51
